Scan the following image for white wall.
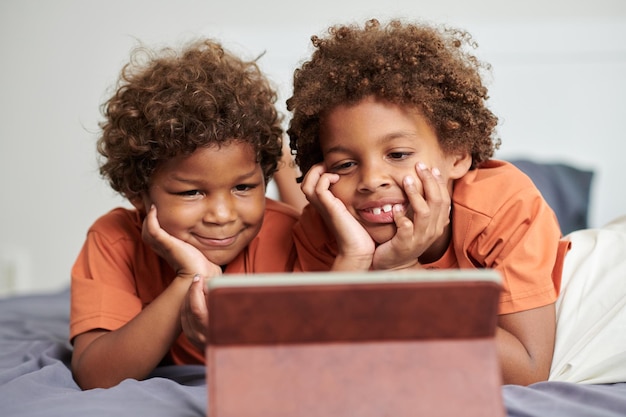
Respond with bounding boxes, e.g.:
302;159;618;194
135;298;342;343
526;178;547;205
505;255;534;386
1;0;625;294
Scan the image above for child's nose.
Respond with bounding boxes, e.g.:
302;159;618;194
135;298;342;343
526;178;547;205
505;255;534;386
357;162;391;192
203;197;237;224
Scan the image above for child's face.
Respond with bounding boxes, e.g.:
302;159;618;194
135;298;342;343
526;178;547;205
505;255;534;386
319;97;467;244
141;142;266;266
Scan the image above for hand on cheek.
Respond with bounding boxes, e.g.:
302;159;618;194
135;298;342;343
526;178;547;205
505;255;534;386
372;162;451;270
302;163;375;271
414;162;451;238
142;205;218;350
142;205;221;280
300;163;341;214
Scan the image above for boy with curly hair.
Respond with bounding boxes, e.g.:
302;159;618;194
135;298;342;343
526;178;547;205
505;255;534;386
287;19;571;385
70;39;301;389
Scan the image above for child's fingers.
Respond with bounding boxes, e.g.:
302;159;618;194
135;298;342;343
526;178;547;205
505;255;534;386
402;174;429;221
314;173;340;206
142;205;169;247
392;203;415;239
415;163;450;225
301;163;341;210
188;275;208;319
144;204;159;235
300;164;326;198
181;275;209;349
428;167;452;230
416;163;447;207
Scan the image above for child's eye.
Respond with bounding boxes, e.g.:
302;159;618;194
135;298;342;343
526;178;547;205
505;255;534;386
329;161;356;173
177;190;203;197
234;183;258;192
388;151;413;160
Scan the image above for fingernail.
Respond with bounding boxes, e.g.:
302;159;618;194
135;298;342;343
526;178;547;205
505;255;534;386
417;162;427;171
404;175;415;185
193;274;201;282
432;167;441;177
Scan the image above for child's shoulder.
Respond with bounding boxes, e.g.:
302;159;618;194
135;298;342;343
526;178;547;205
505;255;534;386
459;159;536;190
88;207;143;241
454;159;542;213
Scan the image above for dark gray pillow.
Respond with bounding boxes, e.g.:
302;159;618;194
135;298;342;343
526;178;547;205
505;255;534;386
508;159;594;235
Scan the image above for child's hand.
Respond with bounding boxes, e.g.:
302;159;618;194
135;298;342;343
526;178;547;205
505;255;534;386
142;205;220;350
180;274;209;350
301;163;375;270
372;163;451;270
142;205;222;279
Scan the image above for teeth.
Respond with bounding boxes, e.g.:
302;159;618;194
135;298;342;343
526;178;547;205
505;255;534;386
370;204;394;215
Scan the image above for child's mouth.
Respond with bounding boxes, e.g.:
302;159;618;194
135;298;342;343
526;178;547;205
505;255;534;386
367;204;394;215
359;203;406;224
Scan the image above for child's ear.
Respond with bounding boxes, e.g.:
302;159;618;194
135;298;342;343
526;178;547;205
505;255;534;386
448;152;473;180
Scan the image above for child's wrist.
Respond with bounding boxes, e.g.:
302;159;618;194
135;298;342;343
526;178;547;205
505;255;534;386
332;253;372;271
176;262;222;280
372;258;421;271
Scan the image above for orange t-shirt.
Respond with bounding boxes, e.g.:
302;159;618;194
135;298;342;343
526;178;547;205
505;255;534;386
70;198;299;364
293;160;570;315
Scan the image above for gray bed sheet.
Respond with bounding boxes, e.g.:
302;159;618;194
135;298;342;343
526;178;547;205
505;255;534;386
2;288;625;417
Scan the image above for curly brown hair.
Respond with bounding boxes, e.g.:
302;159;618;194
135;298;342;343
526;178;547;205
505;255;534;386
287;18;500;177
97;38;283;202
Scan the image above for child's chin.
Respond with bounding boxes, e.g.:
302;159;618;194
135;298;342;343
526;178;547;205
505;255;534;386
203;251;237;268
366;225;396;245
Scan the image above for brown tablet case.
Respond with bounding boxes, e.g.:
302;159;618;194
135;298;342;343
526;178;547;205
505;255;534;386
206;270;504;417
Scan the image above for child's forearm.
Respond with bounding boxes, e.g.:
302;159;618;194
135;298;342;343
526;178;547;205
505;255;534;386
71;275;193;389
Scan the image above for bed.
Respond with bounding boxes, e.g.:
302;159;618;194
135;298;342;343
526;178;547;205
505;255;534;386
3;159;626;417
2;287;626;417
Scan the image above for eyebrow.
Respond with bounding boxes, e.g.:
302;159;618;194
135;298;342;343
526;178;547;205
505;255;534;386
323;131;419;155
169;166;261;184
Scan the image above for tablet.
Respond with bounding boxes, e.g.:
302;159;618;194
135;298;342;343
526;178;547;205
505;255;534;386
206;269;504;417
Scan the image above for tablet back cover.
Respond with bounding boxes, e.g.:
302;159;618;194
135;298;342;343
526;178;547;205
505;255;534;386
206;270;504;417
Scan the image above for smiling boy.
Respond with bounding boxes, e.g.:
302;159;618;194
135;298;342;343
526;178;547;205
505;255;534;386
287;19;569;386
70;39;299;389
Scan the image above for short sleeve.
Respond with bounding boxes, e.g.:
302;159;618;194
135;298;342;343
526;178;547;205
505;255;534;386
465;187;565;314
70;227;143;339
